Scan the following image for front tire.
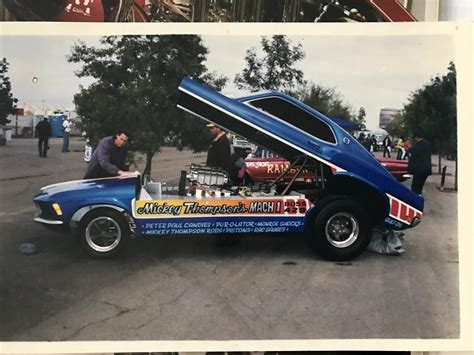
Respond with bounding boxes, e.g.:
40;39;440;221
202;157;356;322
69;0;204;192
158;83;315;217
307;198;372;261
79;209;129;258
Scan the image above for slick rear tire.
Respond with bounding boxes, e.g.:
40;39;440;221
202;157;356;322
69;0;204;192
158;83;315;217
78;209;129;259
306;198;372;261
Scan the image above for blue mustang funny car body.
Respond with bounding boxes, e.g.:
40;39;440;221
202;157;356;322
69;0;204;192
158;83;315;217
33;77;423;260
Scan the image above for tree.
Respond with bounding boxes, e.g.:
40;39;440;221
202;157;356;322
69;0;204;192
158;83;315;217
234;35;306;92
0;58;18;126
400;62;457;174
294;82;355;122
68;35;227;179
355;107;367;131
234;36;358;127
385;112;407;138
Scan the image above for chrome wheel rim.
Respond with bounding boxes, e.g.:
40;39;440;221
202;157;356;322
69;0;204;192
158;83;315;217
85;217;121;253
325;212;359;248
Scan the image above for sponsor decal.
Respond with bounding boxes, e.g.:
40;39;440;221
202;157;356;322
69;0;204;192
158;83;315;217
265;163;311;175
384;217;403;229
139;218;306;235
246;161;270;168
386;194;422;225
135;197;311;219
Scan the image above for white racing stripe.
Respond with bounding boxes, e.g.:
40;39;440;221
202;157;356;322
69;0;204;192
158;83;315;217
40;175;137;191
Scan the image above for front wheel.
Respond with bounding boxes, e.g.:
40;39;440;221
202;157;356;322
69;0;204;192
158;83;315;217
79;209;129;258
306;198;372;261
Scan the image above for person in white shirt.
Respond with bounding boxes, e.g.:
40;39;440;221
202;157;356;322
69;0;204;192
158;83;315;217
62;117;72;152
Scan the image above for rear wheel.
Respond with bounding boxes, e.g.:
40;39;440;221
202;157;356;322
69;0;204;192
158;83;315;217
306;198;372;261
79;209;129;258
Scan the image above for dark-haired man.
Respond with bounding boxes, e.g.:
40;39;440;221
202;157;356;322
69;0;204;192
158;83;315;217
83;130;131;179
35;116;52;158
408;132;432;195
206;123;231;171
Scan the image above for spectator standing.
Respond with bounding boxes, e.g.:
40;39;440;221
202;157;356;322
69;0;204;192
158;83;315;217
382;135;392;158
395;137;404;160
206;123;231;171
357;132;371;151
408;132;432;195
62;117;72;152
84;130;131;179
205;123;239;246
35;117;52;158
403;138;412;160
369;134;377;152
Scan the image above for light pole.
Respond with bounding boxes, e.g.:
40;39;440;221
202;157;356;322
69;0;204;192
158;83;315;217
14;108;18;136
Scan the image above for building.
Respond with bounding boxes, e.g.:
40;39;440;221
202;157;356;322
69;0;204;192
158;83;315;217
379;108;400;129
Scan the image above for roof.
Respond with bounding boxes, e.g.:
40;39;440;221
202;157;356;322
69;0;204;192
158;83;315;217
328;117;359;131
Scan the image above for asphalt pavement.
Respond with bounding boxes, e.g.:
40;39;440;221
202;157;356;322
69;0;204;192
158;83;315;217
0;137;460;341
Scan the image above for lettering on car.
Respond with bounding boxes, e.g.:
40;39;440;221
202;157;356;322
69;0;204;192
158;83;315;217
387;194;422;225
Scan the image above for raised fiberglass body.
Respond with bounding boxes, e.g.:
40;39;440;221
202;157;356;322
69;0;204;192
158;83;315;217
33;77;423;261
177;77;423;226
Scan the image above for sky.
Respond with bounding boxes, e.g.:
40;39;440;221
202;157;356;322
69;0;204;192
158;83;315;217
0;32;455;130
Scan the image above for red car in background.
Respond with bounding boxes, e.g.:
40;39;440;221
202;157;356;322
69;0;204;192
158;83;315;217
376;156;411;182
245;154;410;184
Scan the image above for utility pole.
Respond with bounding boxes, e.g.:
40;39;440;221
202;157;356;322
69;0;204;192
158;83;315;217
14;108;18;136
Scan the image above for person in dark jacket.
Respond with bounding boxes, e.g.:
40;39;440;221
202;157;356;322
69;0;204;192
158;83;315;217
382;134;392;158
408;132;432;195
35;117;52;158
206;123;231;171
83;130;130;179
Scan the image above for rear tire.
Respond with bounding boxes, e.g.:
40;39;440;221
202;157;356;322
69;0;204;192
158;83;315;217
306;198;372;261
79;209;129;258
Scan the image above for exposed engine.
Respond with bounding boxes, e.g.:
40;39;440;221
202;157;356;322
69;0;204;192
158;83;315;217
183;164;276;198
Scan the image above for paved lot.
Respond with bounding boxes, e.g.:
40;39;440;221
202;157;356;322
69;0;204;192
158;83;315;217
0;137;459;341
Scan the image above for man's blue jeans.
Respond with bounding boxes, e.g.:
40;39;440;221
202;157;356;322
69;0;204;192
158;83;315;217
62;132;70;152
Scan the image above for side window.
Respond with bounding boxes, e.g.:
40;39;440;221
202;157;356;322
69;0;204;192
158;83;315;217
248;97;336;144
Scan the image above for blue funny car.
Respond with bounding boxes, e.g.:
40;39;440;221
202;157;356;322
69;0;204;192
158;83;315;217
33;77;423;260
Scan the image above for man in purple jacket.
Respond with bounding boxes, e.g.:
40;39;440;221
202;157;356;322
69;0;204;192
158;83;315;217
83;130;130;179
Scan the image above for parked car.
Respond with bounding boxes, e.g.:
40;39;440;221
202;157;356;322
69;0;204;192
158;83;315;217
376;156;411;182
33;77;423;261
245;151;411;184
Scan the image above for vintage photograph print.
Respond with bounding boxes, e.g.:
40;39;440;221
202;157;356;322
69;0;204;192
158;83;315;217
0;23;466;349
